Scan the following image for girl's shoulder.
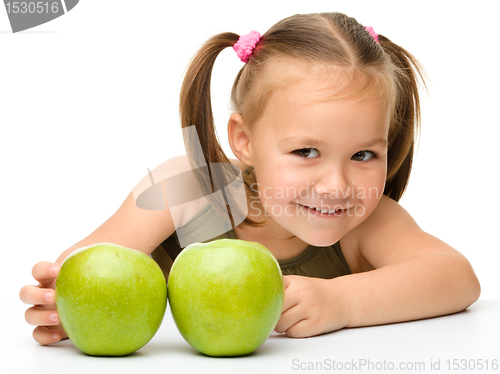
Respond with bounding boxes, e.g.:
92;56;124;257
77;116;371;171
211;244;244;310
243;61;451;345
341;195;459;273
340;195;409;273
176;157;248;227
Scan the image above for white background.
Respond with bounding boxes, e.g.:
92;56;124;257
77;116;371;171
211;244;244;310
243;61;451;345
1;0;498;311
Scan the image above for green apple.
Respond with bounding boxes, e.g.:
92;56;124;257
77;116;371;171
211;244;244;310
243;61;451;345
167;239;284;357
55;243;167;356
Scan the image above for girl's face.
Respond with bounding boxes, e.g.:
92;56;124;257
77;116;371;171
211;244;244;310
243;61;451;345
246;78;390;247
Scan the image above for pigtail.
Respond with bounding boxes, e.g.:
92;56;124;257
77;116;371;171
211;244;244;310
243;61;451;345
378;35;428;202
179;32;238;170
179;32;261;228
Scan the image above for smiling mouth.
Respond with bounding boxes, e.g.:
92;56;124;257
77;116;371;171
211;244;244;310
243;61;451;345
300;204;343;214
298;203;347;216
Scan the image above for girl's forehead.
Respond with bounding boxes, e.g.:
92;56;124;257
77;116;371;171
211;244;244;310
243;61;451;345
245;59;395;140
255;87;390;142
255;60;393;117
264;81;390;124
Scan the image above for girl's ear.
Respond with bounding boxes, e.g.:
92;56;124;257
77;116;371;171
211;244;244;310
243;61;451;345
228;113;253;166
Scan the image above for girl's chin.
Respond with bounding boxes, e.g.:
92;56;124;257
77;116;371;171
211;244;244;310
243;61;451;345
303;238;340;247
292;231;342;247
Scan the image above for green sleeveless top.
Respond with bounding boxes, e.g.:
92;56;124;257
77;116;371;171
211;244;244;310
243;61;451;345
151;167;351;280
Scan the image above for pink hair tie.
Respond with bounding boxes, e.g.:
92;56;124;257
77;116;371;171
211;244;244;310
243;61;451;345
364;26;379;44
233;30;261;63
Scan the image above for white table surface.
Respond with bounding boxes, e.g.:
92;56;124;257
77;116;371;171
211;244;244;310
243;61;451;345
3;297;499;374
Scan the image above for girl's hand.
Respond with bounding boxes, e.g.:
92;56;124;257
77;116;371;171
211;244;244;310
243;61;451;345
275;275;350;338
19;262;67;344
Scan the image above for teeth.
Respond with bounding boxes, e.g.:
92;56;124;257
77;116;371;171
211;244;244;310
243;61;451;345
307;205;341;214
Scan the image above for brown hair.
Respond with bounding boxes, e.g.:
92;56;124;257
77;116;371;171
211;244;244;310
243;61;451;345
179;12;427;229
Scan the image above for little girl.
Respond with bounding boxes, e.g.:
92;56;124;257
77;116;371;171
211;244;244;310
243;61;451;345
20;12;480;344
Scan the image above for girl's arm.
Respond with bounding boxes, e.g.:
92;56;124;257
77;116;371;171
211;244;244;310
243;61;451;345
20;189;177;345
20;155;198;345
339;195;480;328
275;195;480;337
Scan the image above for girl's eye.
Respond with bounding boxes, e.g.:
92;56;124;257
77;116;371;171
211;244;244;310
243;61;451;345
293;148;319;159
352;150;376;162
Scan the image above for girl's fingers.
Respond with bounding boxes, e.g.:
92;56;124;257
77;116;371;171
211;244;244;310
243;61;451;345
274;303;304;335
32;262;60;286
32;326;63;345
25;306;59;326
19;285;55;306
282;276;300;313
280;318;311;339
283;275;292;289
21;261;66;345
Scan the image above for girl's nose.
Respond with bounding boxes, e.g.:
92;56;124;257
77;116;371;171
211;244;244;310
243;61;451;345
313;168;352;198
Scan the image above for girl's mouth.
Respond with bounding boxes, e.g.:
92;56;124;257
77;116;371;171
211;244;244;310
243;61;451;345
299;204;346;218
